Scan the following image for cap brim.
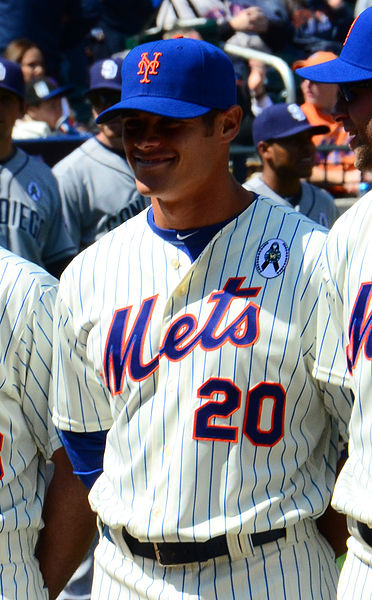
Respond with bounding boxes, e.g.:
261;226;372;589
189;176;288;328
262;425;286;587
296;56;372;83
47;84;73;99
85;83;122;96
96;96;212;123
0;83;24;100
270;123;329;141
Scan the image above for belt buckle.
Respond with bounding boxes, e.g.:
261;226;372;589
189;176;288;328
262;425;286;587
153;542;167;566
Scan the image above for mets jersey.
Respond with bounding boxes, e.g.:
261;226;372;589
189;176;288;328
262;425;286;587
0;248;60;535
313;192;372;532
53;136;150;251
244;175;339;228
0;146;76;269
52;196;352;541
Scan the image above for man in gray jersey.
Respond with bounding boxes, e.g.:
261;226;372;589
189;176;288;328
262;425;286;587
244;102;339;228
0;57;76;278
53;57;149;252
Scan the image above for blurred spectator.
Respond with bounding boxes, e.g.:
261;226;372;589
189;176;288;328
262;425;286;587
0;58;76;277
284;0;354;59
354;0;372;16
244;102;339;227
0;2;102;126
155;0;292;55
53;57;149;252
0;1;97;79
294;50;365;195
86;0;156;61
3;37;45;81
12;76;78;139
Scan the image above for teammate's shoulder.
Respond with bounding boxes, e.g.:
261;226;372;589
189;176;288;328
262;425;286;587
0;247;58;294
327;193;369;241
62;208;149;272
302;180;334;202
256;192;327;228
53;138;93;173
16;147;57;181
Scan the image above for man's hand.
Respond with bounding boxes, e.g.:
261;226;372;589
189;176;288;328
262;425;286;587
36;447;97;600
230;7;269;34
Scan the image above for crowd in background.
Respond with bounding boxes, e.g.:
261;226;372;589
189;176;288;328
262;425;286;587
0;0;366;195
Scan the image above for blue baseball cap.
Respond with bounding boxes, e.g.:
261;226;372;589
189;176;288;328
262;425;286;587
0;58;25;100
96;37;237;123
26;77;72;105
296;7;372;83
88;57;123;93
253;103;329;146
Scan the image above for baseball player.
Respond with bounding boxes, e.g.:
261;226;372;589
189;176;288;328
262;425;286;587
296;7;372;599
244;102;339;228
51;38;352;599
0;58;76;278
0;247;96;599
53;57;149;252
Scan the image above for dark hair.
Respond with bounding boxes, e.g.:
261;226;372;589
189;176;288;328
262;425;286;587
201;108;223;136
3;38;44;64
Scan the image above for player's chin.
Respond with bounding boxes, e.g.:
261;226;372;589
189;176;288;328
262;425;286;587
354;145;372;172
297;165;313;178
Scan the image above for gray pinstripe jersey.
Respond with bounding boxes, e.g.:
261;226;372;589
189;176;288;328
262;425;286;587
53;136;150;251
0;147;76;268
244;175;339;228
52;197;352;541
0;247;60;534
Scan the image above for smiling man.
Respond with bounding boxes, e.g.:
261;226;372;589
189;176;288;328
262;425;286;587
51;37;352;599
296;7;372;599
53;57;148;252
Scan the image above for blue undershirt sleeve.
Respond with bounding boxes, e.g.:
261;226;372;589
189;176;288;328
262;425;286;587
60;429;109;489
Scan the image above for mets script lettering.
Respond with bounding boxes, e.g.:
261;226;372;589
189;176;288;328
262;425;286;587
137;51;163;83
346;282;372;373
104;277;260;394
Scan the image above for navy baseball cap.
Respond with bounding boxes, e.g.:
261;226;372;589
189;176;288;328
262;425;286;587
0;58;25;100
26;77;72;105
296;7;372;82
87;57;123;93
253;103;329;146
96;37;237;123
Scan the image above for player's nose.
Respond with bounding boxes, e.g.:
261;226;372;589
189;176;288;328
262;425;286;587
134;123;162;150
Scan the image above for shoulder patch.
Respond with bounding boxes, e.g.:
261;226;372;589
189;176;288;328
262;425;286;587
28;181;42;202
255;238;289;278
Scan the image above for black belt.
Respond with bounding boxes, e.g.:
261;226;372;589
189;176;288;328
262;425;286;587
357;521;372;547
117;527;286;565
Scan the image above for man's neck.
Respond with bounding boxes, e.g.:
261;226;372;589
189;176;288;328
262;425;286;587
0;139;15;162
96;132;124;154
261;170;300;199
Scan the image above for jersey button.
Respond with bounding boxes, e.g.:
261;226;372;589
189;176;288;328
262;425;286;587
171;258;180;269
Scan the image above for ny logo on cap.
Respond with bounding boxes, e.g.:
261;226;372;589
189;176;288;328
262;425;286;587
137;52;162;84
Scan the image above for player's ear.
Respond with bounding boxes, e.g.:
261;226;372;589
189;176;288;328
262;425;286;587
257;140;271;159
219;105;243;143
17;98;25;119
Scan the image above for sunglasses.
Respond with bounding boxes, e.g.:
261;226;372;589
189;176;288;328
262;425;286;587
339;80;372;102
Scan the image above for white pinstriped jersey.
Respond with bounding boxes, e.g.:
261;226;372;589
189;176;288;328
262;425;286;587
0;248;60;535
52;196;352;541
313;192;372;528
